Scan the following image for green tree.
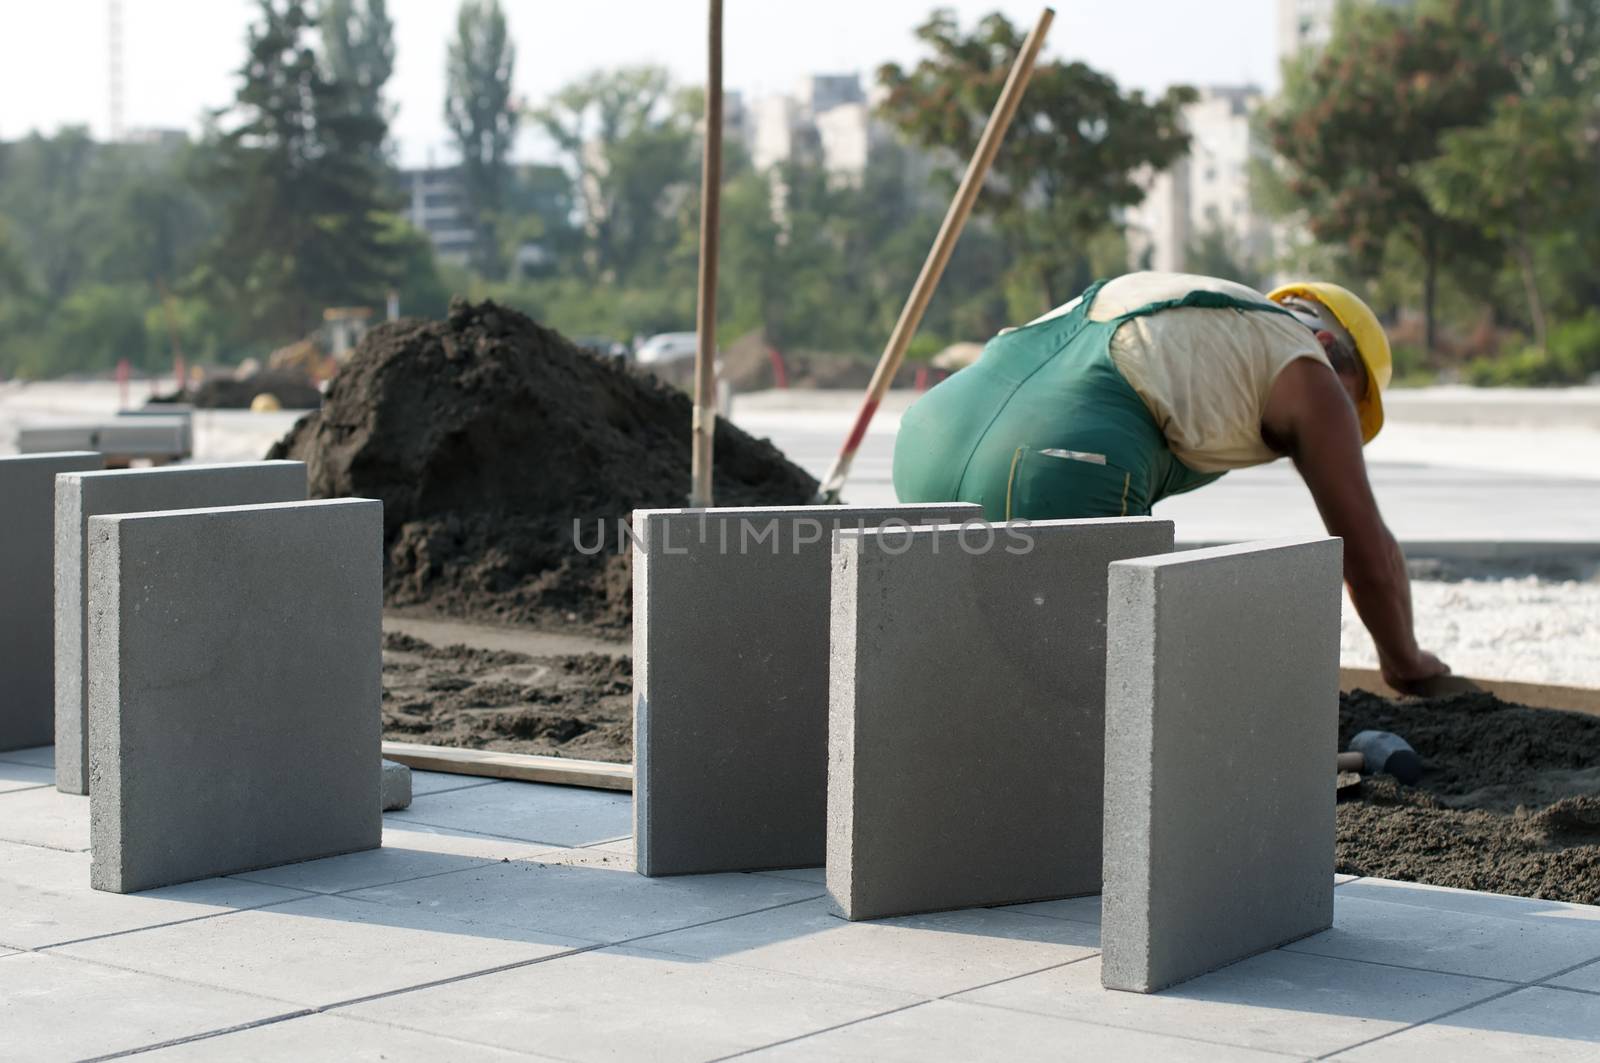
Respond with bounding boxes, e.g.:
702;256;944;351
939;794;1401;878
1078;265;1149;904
1185;220;1265;292
445;0;518;275
877;9;1194;311
1418;96;1594;350
196;0;398;344
319;0;396;165
1266;0;1515;352
532;67;698;285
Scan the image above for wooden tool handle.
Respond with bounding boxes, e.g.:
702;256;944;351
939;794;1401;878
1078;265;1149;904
1336;751;1364;773
815;7;1055;502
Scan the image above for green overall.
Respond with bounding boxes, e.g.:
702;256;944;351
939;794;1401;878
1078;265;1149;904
893;279;1294;520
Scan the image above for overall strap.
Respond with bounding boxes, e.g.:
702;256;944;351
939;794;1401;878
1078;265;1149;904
1113;288;1295;323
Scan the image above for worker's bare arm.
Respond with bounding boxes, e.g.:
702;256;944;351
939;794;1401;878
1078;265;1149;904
1262;358;1448;692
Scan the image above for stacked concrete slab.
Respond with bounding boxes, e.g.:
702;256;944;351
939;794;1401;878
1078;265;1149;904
827;518;1175;921
88;498;382;893
55;460;307;794
1101;537;1342;993
18;418;191;462
0;452;104;751
632;503;979;877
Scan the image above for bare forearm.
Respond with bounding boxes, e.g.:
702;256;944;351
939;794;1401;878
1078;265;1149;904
1344;528;1419;670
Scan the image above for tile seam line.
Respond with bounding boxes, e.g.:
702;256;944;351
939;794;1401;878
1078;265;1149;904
1279;945;1538;986
399;779;502;798
386;814;623;848
306;896;840;1047
708;999;937;1061
933;954;1101;1000
25;889;324;952
0;839;89;854
226;852;516;897
312;1008;570;1060
985;906;1101;928
35;945;338;1006
77;1009;319;1063
1308;982;1530;1060
950;993;1335;1057
1537;982;1600;999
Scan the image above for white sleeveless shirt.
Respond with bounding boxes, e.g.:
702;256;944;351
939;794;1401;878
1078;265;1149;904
1027;272;1329;473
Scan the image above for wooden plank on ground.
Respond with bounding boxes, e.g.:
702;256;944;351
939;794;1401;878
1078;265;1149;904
382;741;633;792
1340;668;1600;718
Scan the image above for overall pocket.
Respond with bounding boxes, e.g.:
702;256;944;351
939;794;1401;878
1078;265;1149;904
1004;446;1145;520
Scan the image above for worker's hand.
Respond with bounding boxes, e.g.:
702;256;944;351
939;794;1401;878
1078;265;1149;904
1381;650;1451;696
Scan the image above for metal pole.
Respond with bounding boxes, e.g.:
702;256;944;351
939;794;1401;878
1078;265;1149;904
815;6;1055;503
690;0;724;508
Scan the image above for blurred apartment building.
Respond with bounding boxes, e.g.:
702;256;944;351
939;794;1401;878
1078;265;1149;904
399;166;476;267
748;73;894;183
1127;0;1415;281
1123;85;1275;278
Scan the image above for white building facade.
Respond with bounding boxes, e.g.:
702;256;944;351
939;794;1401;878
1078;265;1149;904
1124;86;1275;279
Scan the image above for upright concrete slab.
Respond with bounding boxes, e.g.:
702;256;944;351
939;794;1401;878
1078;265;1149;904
1101;537;1343;993
0;452;103;751
88;498;383;893
633;503;980;877
827;518;1175;921
54;461;306;794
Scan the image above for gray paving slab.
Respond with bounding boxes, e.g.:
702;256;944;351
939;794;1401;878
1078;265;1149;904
1331;986;1600;1060
0;451;101;752
0;785;89;850
756;864;824;885
0;743;54;767
0;951;294;1062
828;517;1173;921
132;1012;553;1062
1000;894;1104;926
229;824;559;895
956;948;1506;1058
1282;895;1600;983
341;944;925;1063
636;896;1098;997
633;503;981;877
341;848;822;944
1002;878;1357;929
1548;959;1600;994
0;838;309;950
55;892;593;1008
88;498;381;893
1339;877;1600;926
54;460;306;794
388;779;632;846
407;769;499;797
0;761;52;793
1102;537;1343;992
580;834;634;856
746;998;1299;1062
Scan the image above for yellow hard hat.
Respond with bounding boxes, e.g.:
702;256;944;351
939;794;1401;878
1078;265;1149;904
1267;281;1391;443
249;392;282;413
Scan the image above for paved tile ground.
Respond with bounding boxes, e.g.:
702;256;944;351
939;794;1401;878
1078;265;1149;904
4;745;1599;1061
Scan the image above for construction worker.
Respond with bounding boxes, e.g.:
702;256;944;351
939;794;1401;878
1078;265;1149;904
893;271;1448;694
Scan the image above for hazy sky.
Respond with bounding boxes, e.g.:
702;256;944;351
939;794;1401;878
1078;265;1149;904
1;1;1280;167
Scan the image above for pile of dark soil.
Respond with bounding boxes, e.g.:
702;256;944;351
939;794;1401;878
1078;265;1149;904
1338;688;1600;903
269;299;817;633
382;631;631;762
